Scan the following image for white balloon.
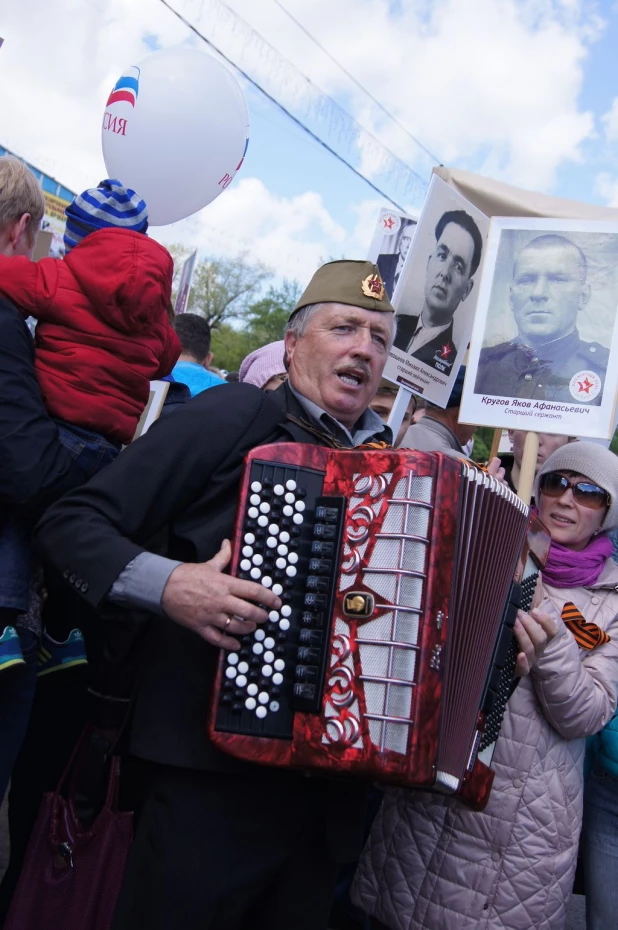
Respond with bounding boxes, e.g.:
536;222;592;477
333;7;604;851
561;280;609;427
102;47;249;226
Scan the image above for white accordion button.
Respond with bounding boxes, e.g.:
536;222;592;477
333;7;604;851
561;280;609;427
227;653;239;666
242;546;253;558
279;619;290;631
269;701;280;713
277;544;288;556
258;691;269;705
252;643;264;655
274;659;285;672
245;697;257;711
250;568;261;580
247;683;258;696
261;576;273;588
273;484;285;495
257;515;269;527
259;502;270;514
272;584;283;596
264;637;275;649
279;531;290;544
251;481;262;493
261;664;273;677
282;505;294;517
292;514;303;525
281;605;292;618
276;558;287;570
268;523;279;536
248;507;259;519
256;706;268;719
287;553;299;565
264;651;275;663
286;480;297;491
254;629;266;642
236;674;247;688
284;492;295;504
272;673;284;686
268;611;279;622
238;661;249;674
295;500;306;512
225;667;236;680
266;537;277;549
244;533;256;545
252;554;264;566
240;559;251;572
250;494;261;506
285;565;297;577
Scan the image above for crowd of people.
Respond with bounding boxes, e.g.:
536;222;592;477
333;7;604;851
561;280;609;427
0;152;618;930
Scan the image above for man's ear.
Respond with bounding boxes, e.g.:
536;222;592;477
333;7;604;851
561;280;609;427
204;351;213;369
284;329;297;367
9;213;32;253
578;283;591;311
461;278;474;303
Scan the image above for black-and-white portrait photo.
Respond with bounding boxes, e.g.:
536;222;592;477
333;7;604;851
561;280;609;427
461;217;618;439
367;209;417;300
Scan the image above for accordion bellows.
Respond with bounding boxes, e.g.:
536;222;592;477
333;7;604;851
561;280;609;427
208;444;549;809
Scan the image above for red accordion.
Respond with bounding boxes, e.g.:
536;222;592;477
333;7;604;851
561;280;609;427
208;444;549;809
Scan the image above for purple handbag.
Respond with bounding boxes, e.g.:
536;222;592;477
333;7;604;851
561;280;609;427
4;729;133;930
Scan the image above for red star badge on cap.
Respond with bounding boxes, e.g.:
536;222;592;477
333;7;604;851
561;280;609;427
383;216;395;230
577;376;594;394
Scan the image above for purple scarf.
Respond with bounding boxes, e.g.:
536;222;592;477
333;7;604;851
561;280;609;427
542;534;614;589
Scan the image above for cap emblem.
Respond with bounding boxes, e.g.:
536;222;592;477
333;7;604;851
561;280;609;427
361;273;385;301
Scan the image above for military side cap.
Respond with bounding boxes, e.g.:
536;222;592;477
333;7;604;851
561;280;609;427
290;259;395;319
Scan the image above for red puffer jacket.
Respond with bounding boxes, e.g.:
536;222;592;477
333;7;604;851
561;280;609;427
0;228;181;443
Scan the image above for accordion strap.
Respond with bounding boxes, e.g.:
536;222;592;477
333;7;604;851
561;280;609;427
284;414;393;451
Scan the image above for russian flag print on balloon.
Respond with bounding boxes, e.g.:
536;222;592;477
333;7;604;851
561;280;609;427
106;66;140;108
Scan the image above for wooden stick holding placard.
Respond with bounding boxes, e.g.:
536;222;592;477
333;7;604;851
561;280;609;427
488;427;502;463
516;432;539;506
386;384;415;443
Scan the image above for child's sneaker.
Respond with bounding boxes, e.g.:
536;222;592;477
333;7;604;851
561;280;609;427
0;626;25;672
37;629;88;677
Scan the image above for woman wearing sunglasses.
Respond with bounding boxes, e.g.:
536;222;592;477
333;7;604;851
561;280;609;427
353;441;618;930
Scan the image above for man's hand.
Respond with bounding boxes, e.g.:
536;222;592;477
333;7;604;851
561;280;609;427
486;456;506;485
161;539;281;651
514;608;559;677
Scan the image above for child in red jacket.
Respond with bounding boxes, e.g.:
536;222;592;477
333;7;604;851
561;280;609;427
0;179;181;672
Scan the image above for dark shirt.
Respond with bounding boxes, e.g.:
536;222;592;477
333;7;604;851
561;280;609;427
393;314;457;375
475;330;609;405
0;296;82;515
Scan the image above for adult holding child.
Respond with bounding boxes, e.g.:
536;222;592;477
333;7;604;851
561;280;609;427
353;441;618;930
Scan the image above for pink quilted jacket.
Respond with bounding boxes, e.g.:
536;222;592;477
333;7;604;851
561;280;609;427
352;558;618;930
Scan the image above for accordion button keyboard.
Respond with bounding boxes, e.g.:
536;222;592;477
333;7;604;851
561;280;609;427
294;683;316;701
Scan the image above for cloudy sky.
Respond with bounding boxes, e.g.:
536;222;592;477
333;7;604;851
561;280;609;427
2;0;618;283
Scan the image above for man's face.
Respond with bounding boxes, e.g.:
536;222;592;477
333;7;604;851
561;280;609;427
509;243;590;344
424;222;475;322
369;390;415;446
398;225;414;263
285;303;392;429
509;430;571;474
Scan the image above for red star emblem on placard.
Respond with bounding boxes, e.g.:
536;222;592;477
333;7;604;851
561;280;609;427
439;343;452;359
383;216;395;230
577;376;594;394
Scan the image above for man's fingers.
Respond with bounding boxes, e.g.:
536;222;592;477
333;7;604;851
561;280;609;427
206;539;232;574
224;595;271;625
199;624;244;651
227;577;282;611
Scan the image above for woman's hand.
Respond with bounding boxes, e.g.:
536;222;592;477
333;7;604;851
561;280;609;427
514;607;559;677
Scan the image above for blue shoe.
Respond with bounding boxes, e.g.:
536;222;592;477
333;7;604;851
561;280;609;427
37;629;88;677
0;626;25;672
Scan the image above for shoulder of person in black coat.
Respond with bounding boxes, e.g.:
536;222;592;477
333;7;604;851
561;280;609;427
0;296;83;515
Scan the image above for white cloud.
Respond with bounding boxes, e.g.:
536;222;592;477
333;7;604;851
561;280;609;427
602;98;618;142
595;171;618;207
151;177;346;281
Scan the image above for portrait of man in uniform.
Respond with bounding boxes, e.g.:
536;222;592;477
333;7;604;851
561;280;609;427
376;219;416;299
393;209;483;375
475;233;609;405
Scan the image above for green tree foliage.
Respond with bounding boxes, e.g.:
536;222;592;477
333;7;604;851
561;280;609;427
243;279;302;346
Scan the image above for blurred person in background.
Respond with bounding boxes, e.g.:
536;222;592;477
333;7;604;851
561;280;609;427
369;379;416;447
239;340;287;391
399;367;475;455
501;430;575;495
172;313;226;396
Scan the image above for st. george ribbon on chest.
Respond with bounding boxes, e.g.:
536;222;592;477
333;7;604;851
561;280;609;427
208;443;550;810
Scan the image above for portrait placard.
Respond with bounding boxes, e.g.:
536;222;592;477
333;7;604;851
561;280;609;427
382;175;490;407
367;208;418;300
460;217;618;439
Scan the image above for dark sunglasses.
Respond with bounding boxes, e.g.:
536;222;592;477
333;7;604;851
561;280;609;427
539;472;610;511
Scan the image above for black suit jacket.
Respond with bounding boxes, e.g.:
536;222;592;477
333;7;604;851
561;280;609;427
376;252;399;299
36;381;374;859
393;314;458;374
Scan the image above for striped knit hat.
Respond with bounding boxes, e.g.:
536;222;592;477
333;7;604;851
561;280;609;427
64;178;148;253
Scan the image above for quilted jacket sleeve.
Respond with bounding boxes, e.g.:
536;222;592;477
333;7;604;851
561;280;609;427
0;255;59;318
530;595;618;739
